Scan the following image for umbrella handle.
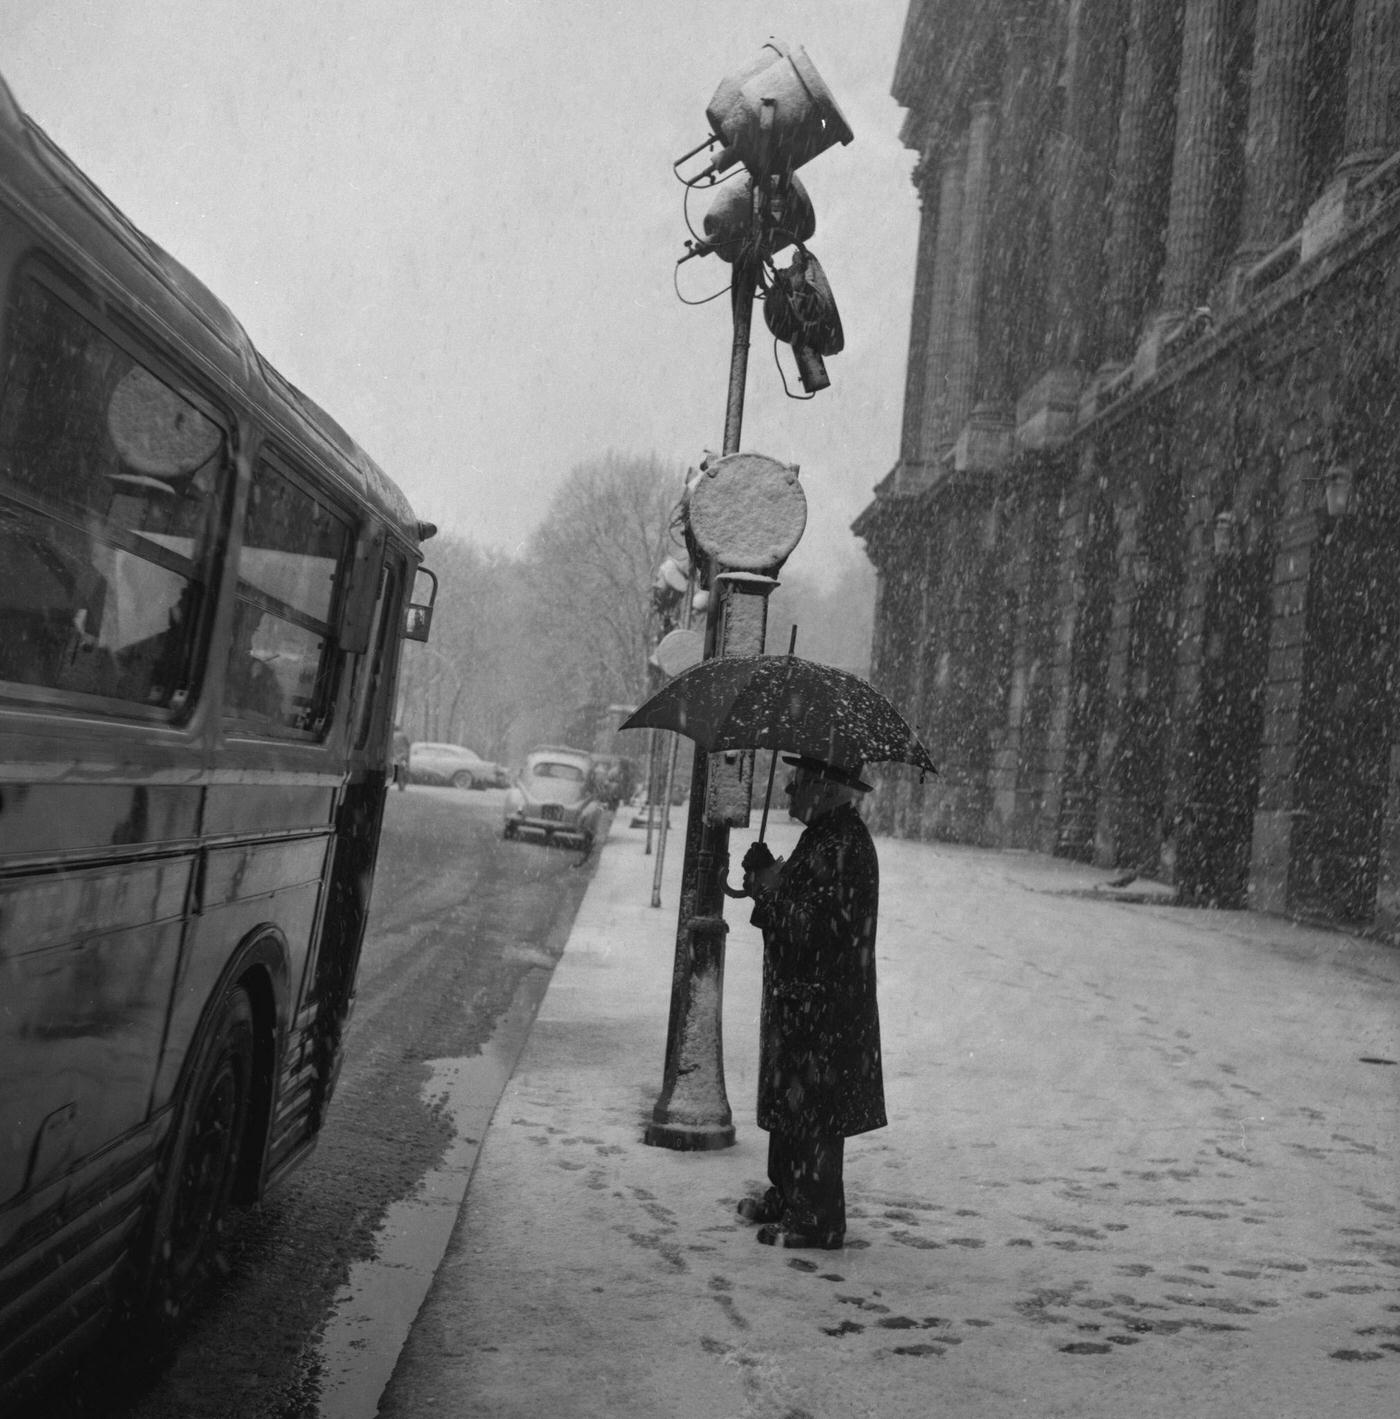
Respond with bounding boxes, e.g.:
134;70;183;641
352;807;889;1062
757;756;777;842
757;624;798;842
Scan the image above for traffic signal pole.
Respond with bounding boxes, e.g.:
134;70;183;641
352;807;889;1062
644;240;763;1150
645;40;851;1150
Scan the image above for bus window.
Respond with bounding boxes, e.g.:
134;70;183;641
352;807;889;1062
0;277;223;709
225;459;350;735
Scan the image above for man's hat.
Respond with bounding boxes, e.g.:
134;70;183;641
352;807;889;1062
782;754;872;793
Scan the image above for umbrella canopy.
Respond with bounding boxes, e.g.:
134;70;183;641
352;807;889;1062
621;653;937;777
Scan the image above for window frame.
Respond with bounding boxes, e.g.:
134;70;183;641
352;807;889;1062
221;445;355;741
0;259;233;722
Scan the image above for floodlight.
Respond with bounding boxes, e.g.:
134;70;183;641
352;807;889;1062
686;173;815;264
675;39;852;184
763;250;843;393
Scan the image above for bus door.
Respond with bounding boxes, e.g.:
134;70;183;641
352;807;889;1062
306;550;409;1121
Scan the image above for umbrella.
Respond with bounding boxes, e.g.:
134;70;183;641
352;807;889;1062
620;653;938;778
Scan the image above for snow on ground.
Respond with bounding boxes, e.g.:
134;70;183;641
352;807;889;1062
380;807;1400;1419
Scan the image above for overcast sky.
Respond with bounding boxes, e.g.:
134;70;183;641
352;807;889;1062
1;1;918;581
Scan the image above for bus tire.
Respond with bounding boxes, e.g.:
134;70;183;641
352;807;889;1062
139;983;256;1327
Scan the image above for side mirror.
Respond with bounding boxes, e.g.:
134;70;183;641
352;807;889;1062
404;565;438;643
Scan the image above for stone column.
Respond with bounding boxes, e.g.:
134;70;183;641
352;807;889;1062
918;138;968;466
1237;0;1319;262
1102;0;1182;360
894;540;933;838
1045;0;1124;369
1248;513;1315;913
1027;0;1126;444
1160;0;1247;313
893;159;941;494
1300;0;1398;262
868;568;890;694
946;99;996;445
978;6;1046;414
1338;0;1400;176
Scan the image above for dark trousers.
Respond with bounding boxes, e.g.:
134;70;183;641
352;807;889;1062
765;1131;845;1238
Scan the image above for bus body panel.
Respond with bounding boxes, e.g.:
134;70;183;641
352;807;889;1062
0;895;187;1209
0;65;429;1399
0;1135;153;1384
200;782;337;841
158;860;323;1108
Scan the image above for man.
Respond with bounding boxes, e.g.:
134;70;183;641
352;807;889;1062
738;754;886;1249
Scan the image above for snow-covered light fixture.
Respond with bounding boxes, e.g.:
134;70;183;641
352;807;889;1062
683;173;815;264
763;249;844;393
674;39;852;185
1213;510;1239;558
1323;462;1356;518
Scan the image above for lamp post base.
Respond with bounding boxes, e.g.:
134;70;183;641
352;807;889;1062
643;1118;737;1151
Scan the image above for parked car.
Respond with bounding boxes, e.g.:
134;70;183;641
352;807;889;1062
408;741;505;789
503;745;604;854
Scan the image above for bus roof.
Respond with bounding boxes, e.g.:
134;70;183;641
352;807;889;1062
0;70;423;544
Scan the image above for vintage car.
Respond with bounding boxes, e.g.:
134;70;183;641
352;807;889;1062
408;741;507;789
503;745;604;853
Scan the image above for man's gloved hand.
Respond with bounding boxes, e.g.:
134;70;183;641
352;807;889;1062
742;841;775;874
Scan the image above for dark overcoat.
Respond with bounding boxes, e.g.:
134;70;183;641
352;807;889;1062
750;801;886;1138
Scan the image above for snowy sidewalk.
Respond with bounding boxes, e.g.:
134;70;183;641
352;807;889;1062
379;809;1400;1419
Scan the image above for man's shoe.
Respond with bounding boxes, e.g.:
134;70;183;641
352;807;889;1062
755;1223;844;1250
737;1195;783;1224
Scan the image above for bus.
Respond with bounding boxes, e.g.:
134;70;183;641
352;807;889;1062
0;71;437;1399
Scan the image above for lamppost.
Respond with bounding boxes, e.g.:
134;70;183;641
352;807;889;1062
645;39;851;1150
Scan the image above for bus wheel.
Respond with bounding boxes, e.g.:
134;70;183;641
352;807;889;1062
142;984;255;1324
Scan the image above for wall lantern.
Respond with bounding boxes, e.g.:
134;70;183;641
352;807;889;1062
1323;462;1356;518
1212;509;1239;558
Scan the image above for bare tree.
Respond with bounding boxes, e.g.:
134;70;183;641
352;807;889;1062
395;456;687;762
397;536;546;759
523;452;689;722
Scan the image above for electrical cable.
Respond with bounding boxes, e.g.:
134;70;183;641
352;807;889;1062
673;262;731;305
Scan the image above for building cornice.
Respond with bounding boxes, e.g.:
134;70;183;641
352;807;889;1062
893;0;1005;155
1082;155;1400;441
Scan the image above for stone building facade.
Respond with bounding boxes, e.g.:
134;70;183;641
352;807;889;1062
854;0;1400;933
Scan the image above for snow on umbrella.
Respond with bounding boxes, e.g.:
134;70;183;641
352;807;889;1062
620;653;937;777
